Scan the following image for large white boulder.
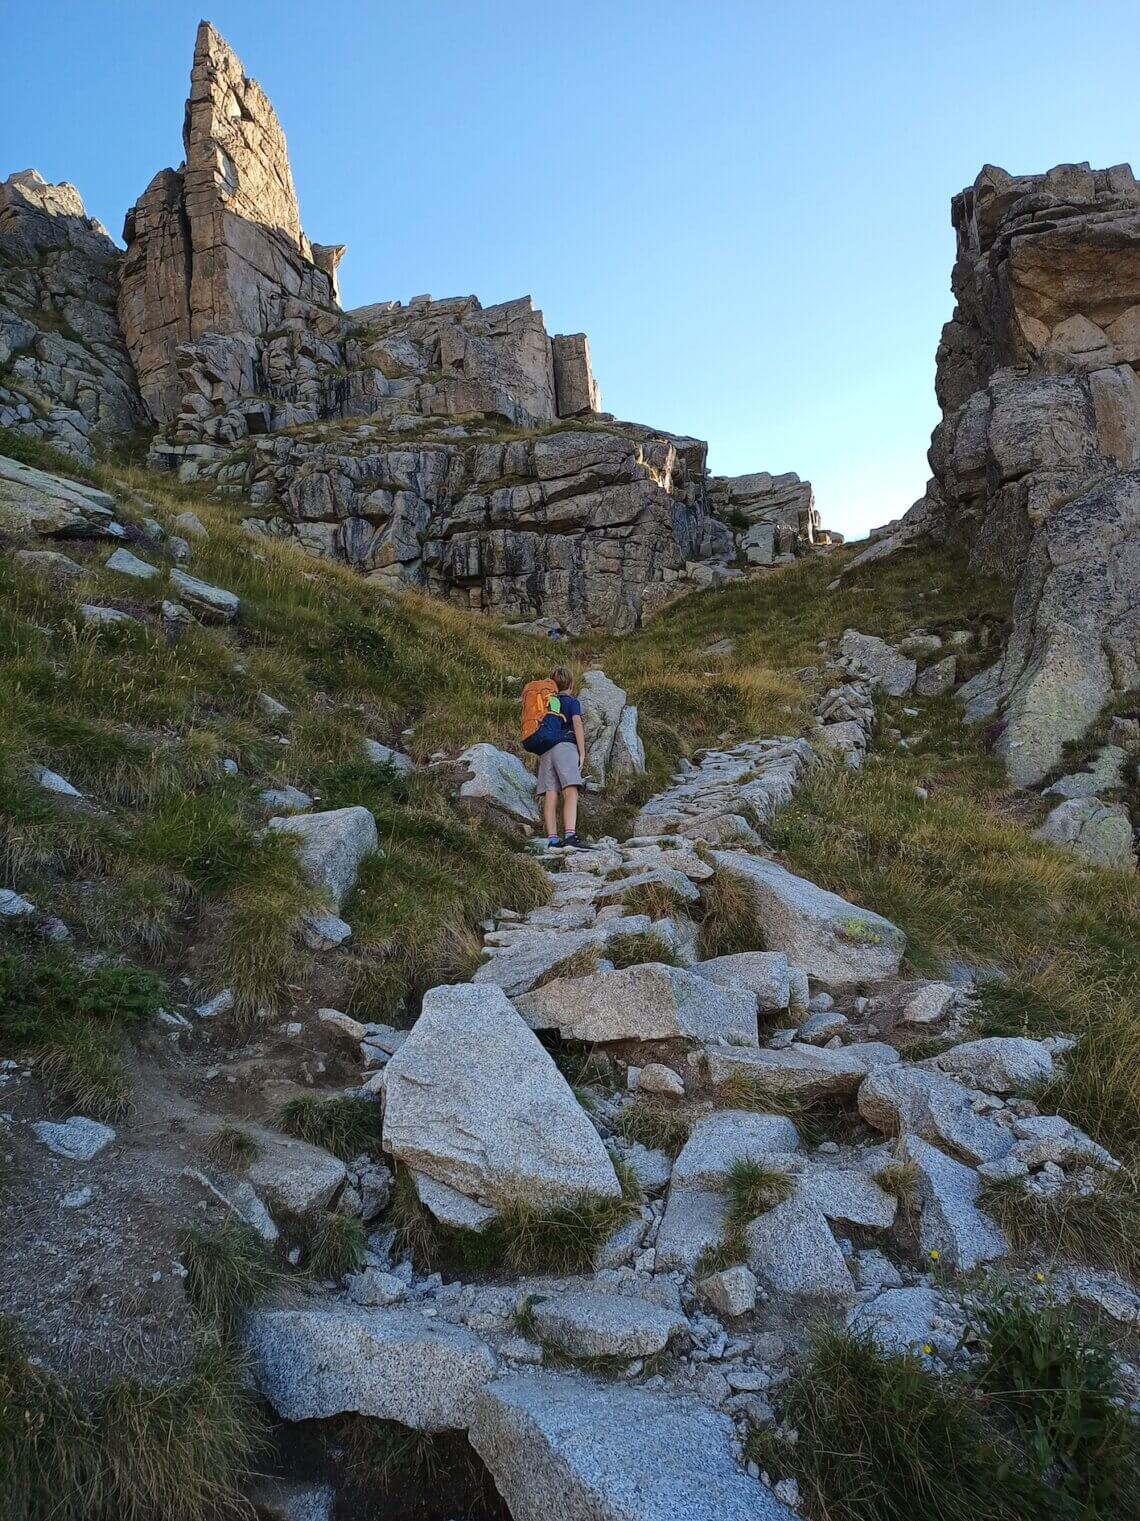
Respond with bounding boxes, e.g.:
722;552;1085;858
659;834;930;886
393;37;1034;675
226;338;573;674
928;1037;1054;1094
267;805;378;911
382;983;621;1206
469;1372;796;1521
858;1065;1013;1166
691;951;791;1012
578;669;645;787
516;962;758;1045
452;743;540;826
712;851;906;981
244;1307;498;1429
899;1134;1008;1271
840;629;917;696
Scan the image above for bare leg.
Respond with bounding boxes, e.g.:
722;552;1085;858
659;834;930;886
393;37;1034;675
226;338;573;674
562;786;579;836
543;788;559;839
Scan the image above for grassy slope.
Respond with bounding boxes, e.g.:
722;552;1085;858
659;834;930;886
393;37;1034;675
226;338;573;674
4;436;1140;1516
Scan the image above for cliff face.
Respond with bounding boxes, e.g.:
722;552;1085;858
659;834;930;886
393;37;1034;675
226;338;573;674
0;20;825;631
888;162;1140;784
117;21;341;425
0;171;148;460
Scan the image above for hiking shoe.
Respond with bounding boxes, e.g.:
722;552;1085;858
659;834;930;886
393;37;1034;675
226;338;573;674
562;833;592;850
546;836;562;849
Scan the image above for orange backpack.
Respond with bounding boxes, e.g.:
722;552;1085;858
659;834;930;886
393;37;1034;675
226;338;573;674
520;678;558;743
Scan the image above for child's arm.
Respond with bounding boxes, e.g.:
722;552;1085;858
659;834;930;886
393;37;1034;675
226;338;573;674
572;713;586;769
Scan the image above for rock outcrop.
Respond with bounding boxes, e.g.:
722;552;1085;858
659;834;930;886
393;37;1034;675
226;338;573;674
0;171;147;459
883;162;1140;785
0;21;837;631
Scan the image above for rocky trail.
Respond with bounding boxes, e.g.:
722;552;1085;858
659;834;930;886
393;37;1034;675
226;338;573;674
9;653;1123;1520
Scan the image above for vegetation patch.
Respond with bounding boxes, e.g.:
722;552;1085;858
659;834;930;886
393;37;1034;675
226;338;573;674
203;1122;261;1171
307;1212;367;1280
616;1100;691;1158
179;1217;282;1331
695;867;760;959
276;1095;380;1159
0;1317;263;1521
388;1166;635;1277
0;944;164;1116
606;929;682;969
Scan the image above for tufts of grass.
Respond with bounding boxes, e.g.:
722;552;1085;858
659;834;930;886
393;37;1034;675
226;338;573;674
712;1069;805;1121
606;930;682;969
388;1166;440;1267
620;880;692;920
696;867;760;959
388;1167;634;1277
982;1175;1140;1280
724;1157;795;1226
203;1123;261;1171
616;1100;691;1158
178;1218;282;1331
0;1317;263;1521
552;1043;617;1090
875;1160;921;1213
308;1212;366;1280
531;945;601;989
968;1290;1140;1517
0;945;165;1118
343;807;550;1020
746;1328;1012;1521
276;1095;381;1159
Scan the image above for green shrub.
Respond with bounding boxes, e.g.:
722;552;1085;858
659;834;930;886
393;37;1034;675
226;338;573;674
747;1328;1011;1521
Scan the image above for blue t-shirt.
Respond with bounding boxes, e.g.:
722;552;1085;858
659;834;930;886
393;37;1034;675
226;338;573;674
552;692;581;742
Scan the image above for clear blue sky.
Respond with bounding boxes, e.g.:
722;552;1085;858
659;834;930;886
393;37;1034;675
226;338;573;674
5;1;1139;538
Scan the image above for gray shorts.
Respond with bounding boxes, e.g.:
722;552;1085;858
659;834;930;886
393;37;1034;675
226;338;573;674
536;741;583;795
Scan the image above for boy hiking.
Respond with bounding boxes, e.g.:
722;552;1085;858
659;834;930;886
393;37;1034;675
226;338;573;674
519;666;589;848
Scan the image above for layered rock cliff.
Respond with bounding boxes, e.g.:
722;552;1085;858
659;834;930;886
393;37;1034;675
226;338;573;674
0;20;827;631
879;162;1140;784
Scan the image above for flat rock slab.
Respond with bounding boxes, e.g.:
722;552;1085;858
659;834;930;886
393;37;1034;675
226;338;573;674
470;1371;796;1521
671;1110;800;1189
796;1163;896;1230
268;805;378;911
654;1186;728;1273
106;546;159;579
382;983;620;1205
900;1134;1008;1271
706;1040;900;1101
169;567;240;621
245;1306;498;1429
712;851;906;982
516;962;758;1045
0;454;116;535
530;1290;689;1359
245;1129;347;1219
32;1115;116;1160
474;928;606;1000
691;951;791;1012
858;1065;1013;1165
745;1196;853;1300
